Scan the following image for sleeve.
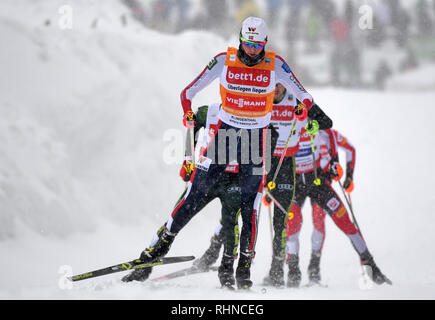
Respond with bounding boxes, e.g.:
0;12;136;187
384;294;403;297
324;128;339;161
275;55;313;110
334;130;356;173
308;103;333;130
180;53;226;115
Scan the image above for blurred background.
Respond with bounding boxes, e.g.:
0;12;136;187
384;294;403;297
122;0;435;90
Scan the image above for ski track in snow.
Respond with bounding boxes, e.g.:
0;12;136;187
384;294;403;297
1;0;435;300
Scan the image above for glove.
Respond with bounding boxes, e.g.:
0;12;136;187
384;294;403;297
305;120;319;135
329;158;343;181
262;194;272;207
183;111;196;128
343;171;354;192
295;102;308;121
179;160;194;182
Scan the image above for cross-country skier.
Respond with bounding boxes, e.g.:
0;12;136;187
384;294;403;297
260;83;332;288
285;128;392;287
125;16;318;289
307;129;356;284
192;83;333;288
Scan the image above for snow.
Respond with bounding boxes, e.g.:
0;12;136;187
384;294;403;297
1;0;435;300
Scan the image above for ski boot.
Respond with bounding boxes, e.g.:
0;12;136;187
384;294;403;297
122;227;176;283
361;251;392;285
218;254;235;289
121;267;152;282
287;254;301;288
307;251;322;283
263;256;285;287
193;235;222;271
235;252;254;289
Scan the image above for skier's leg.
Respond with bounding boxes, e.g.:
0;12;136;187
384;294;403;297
191;188;223;271
217;173;241;286
265;156;295;287
308;201;327;282
286;202;303;287
312;180;391;284
235;127;267;289
133;122;229;271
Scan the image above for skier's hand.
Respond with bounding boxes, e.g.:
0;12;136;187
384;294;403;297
305;120;319;135
343;174;354;193
295;101;308;121
262;194;272;207
179;160;194;182
329;159;343;181
183;111;196;128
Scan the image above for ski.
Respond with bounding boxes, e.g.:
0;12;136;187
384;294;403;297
68;256;195;282
151;265;218;281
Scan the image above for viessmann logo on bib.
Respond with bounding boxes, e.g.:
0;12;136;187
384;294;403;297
225;92;267;110
226;67;271;87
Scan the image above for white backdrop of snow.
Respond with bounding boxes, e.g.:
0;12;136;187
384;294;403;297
0;0;434;299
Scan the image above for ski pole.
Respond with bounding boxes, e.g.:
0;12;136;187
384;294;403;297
307;120;321;186
268;203;274;252
267;103;307;191
263;188;288;217
338;180;361;233
337;181;374;284
183;124;196;187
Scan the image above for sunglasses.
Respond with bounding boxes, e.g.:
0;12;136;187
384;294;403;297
240;37;266;49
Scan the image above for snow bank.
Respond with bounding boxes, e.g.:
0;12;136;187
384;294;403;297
0;0;227;239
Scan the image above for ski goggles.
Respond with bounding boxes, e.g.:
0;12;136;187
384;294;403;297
240;37;267;49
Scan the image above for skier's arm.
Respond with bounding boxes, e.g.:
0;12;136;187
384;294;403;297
308;103;333;130
334;130;356;191
180;53;226;117
324;128;343;181
275;55;313;110
334;130;356;174
180;106;208;182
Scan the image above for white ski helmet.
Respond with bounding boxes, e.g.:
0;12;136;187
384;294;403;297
240;17;268;42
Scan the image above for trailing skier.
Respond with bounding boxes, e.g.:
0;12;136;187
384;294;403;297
285;128;392;287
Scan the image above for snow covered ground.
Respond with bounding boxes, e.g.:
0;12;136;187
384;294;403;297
1;0;435;300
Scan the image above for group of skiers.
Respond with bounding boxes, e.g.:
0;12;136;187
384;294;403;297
122;16;392;289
